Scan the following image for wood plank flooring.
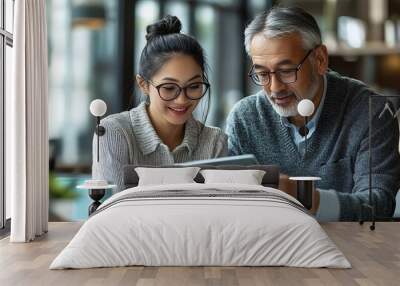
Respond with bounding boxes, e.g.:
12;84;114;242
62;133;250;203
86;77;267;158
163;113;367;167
0;222;399;286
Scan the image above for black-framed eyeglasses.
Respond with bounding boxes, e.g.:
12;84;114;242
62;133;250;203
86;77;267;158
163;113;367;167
148;80;210;101
248;47;317;86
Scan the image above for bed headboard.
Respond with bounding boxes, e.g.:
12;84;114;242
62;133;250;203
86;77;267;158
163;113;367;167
122;164;280;189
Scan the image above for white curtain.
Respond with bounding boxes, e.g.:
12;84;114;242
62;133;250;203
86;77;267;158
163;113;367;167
7;0;49;242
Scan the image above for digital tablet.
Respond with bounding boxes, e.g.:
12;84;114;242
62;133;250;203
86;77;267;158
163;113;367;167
176;154;259;166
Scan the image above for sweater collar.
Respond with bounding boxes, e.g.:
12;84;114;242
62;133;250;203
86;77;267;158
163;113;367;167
129;102;199;155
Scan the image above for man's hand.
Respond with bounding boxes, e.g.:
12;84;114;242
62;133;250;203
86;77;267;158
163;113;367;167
279;174;320;214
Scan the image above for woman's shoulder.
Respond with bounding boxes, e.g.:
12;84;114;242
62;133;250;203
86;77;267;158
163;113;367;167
99;110;137;146
191;120;228;157
101;110;131;130
194;120;227;142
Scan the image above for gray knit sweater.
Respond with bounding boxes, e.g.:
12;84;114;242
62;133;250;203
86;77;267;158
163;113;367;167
226;70;400;220
92;102;228;192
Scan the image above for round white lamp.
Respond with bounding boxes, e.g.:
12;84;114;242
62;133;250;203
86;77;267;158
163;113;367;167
297;98;315;161
297;99;315;137
90;99;107;117
90;99;107;162
297;99;315;117
77;99;116;216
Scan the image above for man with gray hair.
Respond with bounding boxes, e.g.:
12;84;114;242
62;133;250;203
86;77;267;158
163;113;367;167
226;6;400;221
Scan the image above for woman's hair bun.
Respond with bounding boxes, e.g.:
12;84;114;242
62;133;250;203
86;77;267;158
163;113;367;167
146;15;182;41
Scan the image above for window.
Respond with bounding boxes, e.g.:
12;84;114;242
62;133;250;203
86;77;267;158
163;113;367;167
1;0;14;231
48;0;119;168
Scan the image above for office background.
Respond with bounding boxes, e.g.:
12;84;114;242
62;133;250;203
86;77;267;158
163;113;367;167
2;0;400;222
44;0;400;220
47;0;400;171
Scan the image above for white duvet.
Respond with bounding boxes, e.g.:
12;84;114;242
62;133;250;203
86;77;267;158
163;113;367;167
50;183;351;269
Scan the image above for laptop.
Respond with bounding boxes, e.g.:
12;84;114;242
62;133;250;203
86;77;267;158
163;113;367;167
175;154;259;167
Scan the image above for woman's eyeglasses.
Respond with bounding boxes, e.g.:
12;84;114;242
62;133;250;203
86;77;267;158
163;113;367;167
148;81;210;101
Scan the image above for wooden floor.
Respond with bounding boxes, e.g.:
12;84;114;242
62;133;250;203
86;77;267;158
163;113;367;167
0;222;399;286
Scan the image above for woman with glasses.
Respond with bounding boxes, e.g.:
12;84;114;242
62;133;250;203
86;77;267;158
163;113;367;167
92;15;227;192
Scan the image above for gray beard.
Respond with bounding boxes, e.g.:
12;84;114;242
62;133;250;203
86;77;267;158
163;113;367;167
266;95;298;117
266;76;320;118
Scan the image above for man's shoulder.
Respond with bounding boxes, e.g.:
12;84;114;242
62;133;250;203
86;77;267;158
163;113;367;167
327;70;376;100
325;71;392;131
326;70;379;115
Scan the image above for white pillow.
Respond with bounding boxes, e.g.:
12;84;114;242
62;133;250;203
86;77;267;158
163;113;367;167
200;169;266;185
135;167;200;186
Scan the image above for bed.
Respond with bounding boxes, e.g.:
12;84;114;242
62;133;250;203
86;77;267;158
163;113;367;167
50;165;350;269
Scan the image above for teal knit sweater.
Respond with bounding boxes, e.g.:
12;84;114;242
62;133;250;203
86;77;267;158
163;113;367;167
226;71;400;221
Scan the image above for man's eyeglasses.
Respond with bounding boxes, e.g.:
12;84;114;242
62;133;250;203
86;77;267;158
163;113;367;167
248;47;317;86
148;80;210;101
